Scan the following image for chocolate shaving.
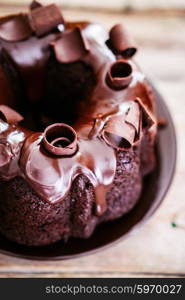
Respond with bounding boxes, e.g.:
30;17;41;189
30;4;64;37
107;24;137;58
102;114;136;150
42;123;78;156
101;98;155;150
88;118;105;139
125;101;140;136
135;98;155;129
0;105;24;124
88;108;119;139
106;60;133;90
0;14;32;42
51;27;90;63
30;0;42;10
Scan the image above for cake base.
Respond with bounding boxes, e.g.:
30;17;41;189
0;148;144;246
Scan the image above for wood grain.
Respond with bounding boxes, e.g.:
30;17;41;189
0;7;184;278
1;0;185;12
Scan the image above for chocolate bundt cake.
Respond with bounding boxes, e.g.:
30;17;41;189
0;1;157;246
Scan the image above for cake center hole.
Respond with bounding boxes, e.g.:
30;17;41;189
111;61;132;78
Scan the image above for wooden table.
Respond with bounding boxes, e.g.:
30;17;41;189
0;5;185;278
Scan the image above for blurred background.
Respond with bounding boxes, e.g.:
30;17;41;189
1;0;185;12
0;0;185;277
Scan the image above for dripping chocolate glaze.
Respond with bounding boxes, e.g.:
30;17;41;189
0;7;157;216
20;133;116;216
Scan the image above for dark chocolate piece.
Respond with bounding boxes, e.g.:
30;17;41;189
108;24;137;58
106;60;133;90
42;123;78;156
0;105;24;124
135;98;155;129
30;4;64;37
0;14;32;42
51;27;89;63
30;0;42;10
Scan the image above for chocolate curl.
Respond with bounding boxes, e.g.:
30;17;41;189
107;24;137;58
42;123;78;156
51;27;90;63
88;109;119;139
88;117;105;139
0;14;32;42
106;60;133;91
135;98;155;130
30;4;64;37
0;105;24;124
102;114;136;150
101;99;153;150
30;1;42;10
125;101;140;141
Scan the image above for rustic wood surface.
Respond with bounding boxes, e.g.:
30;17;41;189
0;5;185;278
1;0;185;12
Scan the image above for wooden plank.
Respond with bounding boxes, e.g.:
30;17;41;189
0;10;184;277
0;0;185;11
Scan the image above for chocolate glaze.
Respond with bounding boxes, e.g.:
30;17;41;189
0;64;15;108
0;3;157;217
19;133;116;217
0;121;27;180
0;33;59;103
